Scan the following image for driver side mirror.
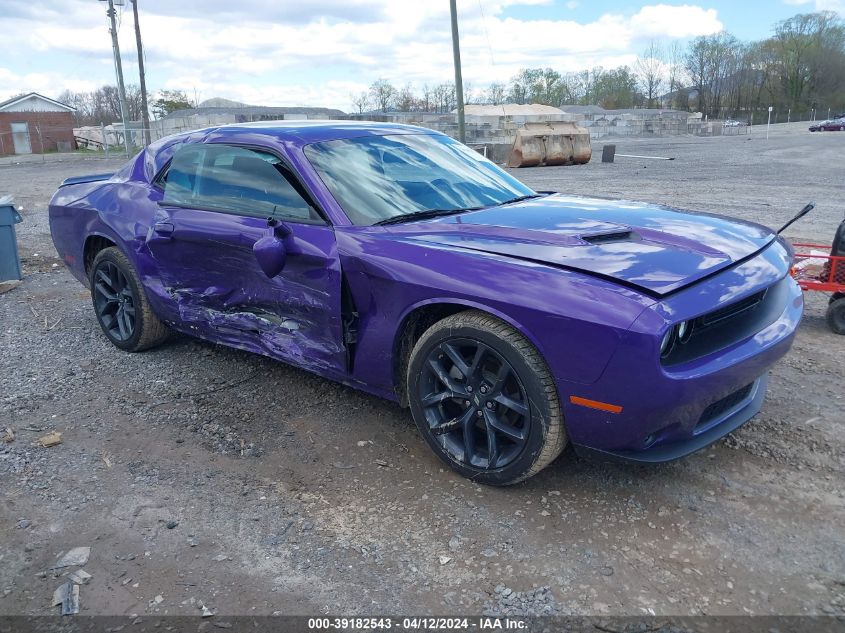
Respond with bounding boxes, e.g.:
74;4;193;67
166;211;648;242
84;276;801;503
253;218;291;278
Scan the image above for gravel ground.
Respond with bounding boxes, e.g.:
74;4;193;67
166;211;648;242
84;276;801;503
1;123;843;618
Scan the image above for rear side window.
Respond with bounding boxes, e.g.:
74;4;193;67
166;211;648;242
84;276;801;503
161;144;321;223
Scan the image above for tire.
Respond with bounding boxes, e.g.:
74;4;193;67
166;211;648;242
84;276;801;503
89;247;169;351
826;297;845;335
406;310;566;485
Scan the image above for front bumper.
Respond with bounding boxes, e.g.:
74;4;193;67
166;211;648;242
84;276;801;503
573;374;767;463
559;241;803;463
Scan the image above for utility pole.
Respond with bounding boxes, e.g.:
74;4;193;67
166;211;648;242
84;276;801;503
102;0;130;156
131;0;151;146
449;0;466;144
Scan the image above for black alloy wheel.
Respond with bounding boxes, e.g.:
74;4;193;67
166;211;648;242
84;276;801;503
407;310;566;485
89;247;169;352
419;338;529;470
93;260;136;342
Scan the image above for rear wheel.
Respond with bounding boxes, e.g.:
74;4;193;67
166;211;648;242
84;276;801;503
406;310;566;485
826;297;845;335
90;247;169;351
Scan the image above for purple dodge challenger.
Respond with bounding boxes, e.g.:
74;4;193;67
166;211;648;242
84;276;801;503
49;121;803;485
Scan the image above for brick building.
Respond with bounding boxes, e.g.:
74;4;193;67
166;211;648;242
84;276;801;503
0;93;76;156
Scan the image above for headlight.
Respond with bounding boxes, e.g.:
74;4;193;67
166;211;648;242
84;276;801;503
660;327;675;357
661;321;693;358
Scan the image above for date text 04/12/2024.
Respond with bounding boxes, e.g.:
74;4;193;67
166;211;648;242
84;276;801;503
307;617;528;630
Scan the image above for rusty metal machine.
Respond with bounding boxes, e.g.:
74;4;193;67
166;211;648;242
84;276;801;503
506;121;592;168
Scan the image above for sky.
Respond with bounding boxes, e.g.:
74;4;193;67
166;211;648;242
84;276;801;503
0;0;842;112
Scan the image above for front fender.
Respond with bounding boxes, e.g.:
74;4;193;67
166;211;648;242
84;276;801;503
395;296;550;356
337;228;655;397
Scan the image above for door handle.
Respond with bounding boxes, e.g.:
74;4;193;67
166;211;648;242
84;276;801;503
153;222;174;237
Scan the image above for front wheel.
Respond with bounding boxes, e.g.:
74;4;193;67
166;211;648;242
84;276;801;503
89;247;169;351
406;310;566;485
826;297;845;335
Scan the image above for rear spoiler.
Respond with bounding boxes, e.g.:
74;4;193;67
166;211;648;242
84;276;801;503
59;173;114;187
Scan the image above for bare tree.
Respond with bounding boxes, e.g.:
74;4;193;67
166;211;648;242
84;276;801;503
666;41;686;109
463;81;476;105
369;79;397;112
507;75;528;105
636;40;664;108
432;83;456;113
561;72;587;104
685;37;710;113
57;90;94;126
484;82;505;105
350;91;370;114
57;84;192;126
124;84;145;121
420;84;433;112
396;83;415;112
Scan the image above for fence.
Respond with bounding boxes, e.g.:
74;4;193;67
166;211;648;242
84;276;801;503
574;115;750;139
716;107;845;125
4;108;836;163
72;124;157;158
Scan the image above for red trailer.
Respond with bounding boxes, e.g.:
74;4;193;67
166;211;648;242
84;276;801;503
791;242;845;334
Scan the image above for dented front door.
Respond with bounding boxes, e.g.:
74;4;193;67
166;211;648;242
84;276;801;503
146;206;346;375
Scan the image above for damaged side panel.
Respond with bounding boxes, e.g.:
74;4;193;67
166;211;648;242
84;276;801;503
143;204;347;375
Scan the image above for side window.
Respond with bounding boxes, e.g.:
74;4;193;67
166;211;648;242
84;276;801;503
161;146;203;203
162;144;321;223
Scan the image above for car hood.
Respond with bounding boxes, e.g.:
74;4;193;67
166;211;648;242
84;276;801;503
387;194;776;296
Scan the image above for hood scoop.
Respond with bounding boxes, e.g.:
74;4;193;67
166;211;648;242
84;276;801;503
581;230;636;245
389;193;776;296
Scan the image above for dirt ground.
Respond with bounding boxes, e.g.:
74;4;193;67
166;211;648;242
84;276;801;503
1;123;843;619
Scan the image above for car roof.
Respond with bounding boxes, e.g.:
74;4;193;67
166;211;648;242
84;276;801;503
143;119;444;178
206;119;439;145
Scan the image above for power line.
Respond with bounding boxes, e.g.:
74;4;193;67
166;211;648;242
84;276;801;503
477;0;506;117
477;0;497;67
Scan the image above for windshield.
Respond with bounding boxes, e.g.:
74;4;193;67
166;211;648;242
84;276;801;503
304;133;535;226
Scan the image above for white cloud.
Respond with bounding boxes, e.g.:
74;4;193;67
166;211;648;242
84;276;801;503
630;4;723;38
0;1;726;110
783;0;845;10
0;66;100;99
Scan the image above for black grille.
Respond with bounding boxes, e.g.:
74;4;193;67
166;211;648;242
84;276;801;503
696;290;766;329
697;383;754;429
662;277;789;368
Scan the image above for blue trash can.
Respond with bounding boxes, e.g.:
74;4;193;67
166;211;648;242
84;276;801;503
0;196;24;282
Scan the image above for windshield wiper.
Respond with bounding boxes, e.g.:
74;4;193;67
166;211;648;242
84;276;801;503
374;206;484;226
374;194;547;226
497;193;547;206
